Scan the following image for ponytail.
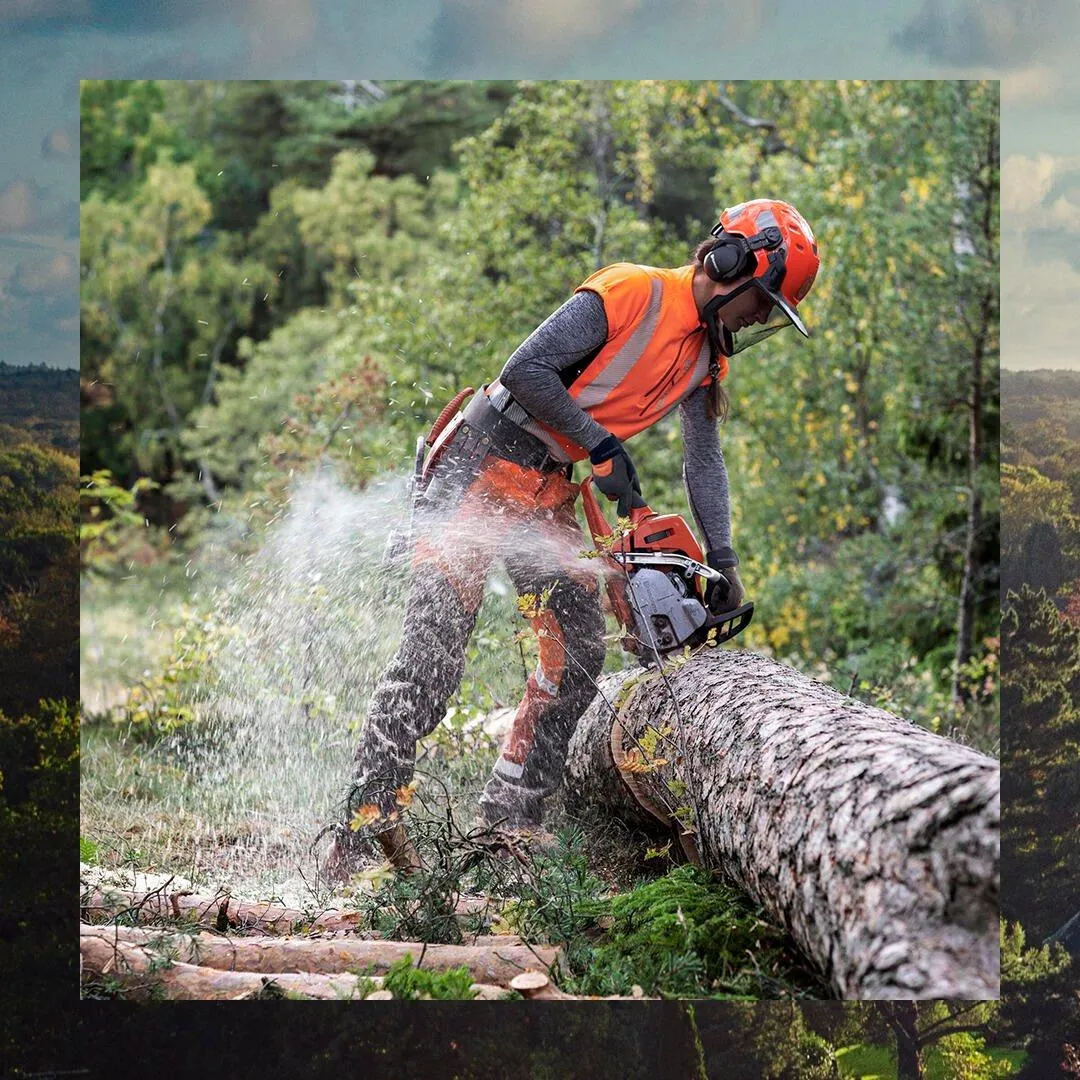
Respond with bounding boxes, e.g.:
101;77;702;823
693;238;731;425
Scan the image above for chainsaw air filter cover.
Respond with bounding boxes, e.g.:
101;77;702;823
625;568;708;653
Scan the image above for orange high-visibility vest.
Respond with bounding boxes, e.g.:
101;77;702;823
492;263;723;463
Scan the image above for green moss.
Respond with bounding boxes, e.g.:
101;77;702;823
575;864;820;999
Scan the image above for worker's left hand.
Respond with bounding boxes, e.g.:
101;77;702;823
705;548;745;613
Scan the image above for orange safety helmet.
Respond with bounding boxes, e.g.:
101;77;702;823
703;199;820;353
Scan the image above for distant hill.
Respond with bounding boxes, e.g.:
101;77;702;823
1002;369;1080;396
0;363;79;455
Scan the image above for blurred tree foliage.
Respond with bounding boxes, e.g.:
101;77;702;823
1000;920;1076;1078
80;79;999;734
0;701;79;1073
0;366;79;718
1002;584;1080;940
999;373;1080;1077
1001;370;1080;599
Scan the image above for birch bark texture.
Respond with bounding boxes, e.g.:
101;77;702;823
563;649;999;999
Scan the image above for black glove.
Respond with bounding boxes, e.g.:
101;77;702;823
705;547;745;613
590;434;646;518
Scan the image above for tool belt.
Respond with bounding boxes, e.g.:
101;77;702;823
459;388;571;476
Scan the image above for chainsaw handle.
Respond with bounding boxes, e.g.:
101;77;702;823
580;476;652;538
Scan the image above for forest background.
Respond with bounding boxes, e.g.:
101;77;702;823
79;78;1000;736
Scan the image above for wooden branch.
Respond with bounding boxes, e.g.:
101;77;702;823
712;90;812;164
715;91;776;130
564;650;999;999
200;314;237;406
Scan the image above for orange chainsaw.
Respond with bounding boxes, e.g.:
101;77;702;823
580;477;753;662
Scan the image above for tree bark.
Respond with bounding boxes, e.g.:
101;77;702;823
79;931;510;1000
80;923;561;984
877;1002;926;1080
81;885;496;935
563;649;999;999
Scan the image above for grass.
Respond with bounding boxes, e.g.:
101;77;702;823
837;1044;1028;1079
79;527;829;1000
80;556;199;714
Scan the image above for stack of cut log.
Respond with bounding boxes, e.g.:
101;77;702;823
80;884;636;1000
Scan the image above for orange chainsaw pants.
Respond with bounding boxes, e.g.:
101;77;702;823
345;426;606;833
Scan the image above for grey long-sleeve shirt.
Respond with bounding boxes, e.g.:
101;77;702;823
499;289;733;553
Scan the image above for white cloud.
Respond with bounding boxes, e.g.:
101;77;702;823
1003;252;1080;368
1002;153;1060;216
427;0;765;70
238;0;316;69
0;178;38;232
1048;193;1080;230
11;251;77;296
41;127;74;157
1003;152;1080;367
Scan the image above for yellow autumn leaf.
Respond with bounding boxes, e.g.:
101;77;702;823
910;177;932;202
395;779;420;808
350;804;383;831
622;748;669;774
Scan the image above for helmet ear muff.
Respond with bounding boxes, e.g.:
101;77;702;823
703;236;751;283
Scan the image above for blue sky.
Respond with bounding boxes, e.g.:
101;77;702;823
0;0;1076;369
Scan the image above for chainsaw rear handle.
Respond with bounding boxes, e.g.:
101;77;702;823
425;386;475;447
580;475;652;541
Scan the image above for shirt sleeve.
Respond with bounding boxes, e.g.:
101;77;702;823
498;289;613;453
679;384;733;553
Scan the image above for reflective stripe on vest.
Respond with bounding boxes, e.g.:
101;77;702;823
574;276;664;412
491;264;719;464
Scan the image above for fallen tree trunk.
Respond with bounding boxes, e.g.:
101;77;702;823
80;931;511;1000
564;649;999;999
80;886;366;934
81;924;561;984
81;929;643;1001
81;886;498;936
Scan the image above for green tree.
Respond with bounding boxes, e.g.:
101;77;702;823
870;1002;1003;1080
81;157;276;501
1002;585;1080;938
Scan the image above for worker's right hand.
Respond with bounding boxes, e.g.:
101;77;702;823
589;434;645;518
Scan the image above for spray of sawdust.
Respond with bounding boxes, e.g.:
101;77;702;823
156;459;607;907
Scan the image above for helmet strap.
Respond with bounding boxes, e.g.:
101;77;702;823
702;294;735;374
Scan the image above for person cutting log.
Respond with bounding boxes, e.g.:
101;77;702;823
322;198;820;880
